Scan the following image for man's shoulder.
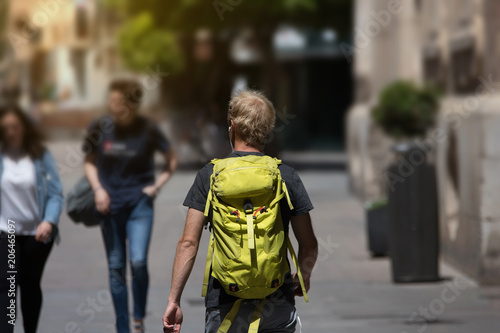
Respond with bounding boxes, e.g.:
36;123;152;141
277;162;294;173
278;163;296;182
196;162;215;180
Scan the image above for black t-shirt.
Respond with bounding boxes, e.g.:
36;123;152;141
83;115;170;214
183;151;314;308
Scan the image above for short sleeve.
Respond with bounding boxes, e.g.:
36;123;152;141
287;170;314;216
183;164;213;213
150;123;170;153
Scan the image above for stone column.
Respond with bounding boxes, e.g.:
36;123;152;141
347;0;423;201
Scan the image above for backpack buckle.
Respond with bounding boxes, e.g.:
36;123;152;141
243;200;253;214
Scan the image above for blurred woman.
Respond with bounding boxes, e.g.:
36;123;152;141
0;105;63;333
83;79;178;333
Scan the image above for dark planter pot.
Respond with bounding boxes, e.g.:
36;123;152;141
387;142;440;283
366;205;388;257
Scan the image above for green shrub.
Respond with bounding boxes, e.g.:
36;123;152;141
365;198;388;211
372;81;440;139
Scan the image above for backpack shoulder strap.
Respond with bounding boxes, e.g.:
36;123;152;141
286;236;309;302
275;158;307;301
203;159;219;217
269;159;294;210
202;158;221;296
201;227;214;297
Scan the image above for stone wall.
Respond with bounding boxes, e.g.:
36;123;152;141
436;96;500;284
347;0;500;283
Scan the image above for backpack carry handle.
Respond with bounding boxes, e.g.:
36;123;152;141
243;199;253;212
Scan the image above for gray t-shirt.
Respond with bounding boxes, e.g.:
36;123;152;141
183;151;314;308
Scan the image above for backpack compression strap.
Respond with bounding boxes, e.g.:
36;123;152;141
217;298;266;333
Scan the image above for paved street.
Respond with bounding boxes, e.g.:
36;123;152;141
13;142;500;332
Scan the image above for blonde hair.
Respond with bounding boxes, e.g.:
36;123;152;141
228;90;276;149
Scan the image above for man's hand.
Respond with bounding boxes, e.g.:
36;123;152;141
292;272;310;297
95;188;110;215
163;302;183;333
35;221;53;242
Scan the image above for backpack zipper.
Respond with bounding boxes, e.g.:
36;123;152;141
215;166;274;176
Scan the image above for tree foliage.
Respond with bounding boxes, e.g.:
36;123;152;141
119;0;351;32
118;13;184;74
101;0;352;74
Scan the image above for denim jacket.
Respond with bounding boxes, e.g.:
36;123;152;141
0;149;64;235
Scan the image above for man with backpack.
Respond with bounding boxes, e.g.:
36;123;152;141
163;90;318;333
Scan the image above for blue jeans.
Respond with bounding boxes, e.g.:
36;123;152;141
100;195;154;333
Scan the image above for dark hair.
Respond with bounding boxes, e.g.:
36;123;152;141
0;105;45;159
109;79;143;110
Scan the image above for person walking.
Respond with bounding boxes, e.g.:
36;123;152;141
0;104;64;333
83;79;178;333
162;90;318;333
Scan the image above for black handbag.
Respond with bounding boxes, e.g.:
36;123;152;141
66;177;100;227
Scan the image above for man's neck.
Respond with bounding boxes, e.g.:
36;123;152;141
233;141;261;153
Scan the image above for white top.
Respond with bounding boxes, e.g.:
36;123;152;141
0;155;40;235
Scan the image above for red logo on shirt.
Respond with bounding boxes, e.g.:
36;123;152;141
103;140;113;152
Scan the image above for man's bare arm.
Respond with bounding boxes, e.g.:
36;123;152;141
163;208;207;332
169;208;206;303
290;212;318;295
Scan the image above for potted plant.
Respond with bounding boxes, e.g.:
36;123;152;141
371;81;441;283
372;81;439;140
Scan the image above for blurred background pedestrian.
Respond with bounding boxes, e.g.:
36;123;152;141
83;79;178;333
0;104;63;333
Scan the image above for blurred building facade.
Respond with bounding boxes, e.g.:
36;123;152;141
1;0;159;116
1;1;352;153
348;0;500;284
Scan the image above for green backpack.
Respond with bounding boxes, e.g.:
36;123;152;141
202;155;308;333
